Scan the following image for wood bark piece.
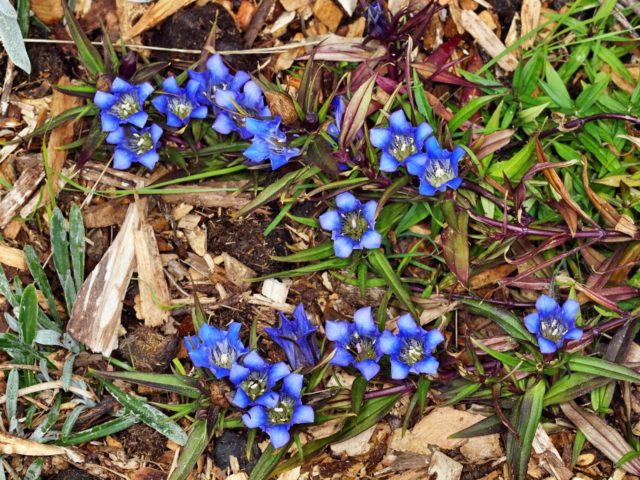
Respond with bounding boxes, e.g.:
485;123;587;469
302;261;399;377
532;424;573;480
161;187;251;209
313;0;344;32
0;161;45;229
0;431;83;462
520;0;541;49
460;10;518;72
30;0;63;25
0;244;26;270
123;0;196;40
67;201;142;355
134;224;171;328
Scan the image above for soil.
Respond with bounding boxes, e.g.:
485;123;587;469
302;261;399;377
49;468;100;480
211;429;261;473
207;214;292;275
117;326;180;373
118;423;167;460
486;0;522;32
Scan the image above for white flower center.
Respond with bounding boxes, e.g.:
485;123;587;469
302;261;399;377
126;131;154;155
540;317;568;343
210;339;238;369
424;159;455;188
399;338;424;366
111;92;139;119
168;95;194;120
268;396;295;425
389;134;416;160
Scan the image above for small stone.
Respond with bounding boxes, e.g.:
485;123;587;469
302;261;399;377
313;0;343;32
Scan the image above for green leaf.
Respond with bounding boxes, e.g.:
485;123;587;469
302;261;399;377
250;443;290;480
487;138;536;181
441;201;469;287
272;242;334;263
101;379;188;445
368;249;417;318
351;375;367;414
449;94;503;132
507;379;545;480
50;207;71;287
62;1;105;76
24;104;98;141
60;414;140;445
567;355;640;383
93;370;201;399
168;420;211;480
441;380;483;406
251;257;351;281
450;414;506;438
18;284;38;346
69;204;85;291
24;245;61;325
462;299;535;343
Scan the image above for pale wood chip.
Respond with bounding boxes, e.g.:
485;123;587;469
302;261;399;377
0;244;26;270
280;0;311;10
330;425;375;456
0;431;83;462
123;0;196;40
83;199;130;229
335;0;358;15
222;252;256;289
532;425;573;480
520;0;541;49
448;0;465;35
30;0;63;24
67;201;142;355
171;203;194;222
134;224;172;327
428;451;463;480
313;0;344;32
461;10;518;71
185;226;207;257
0;161;45;229
261;279;290;304
161;187;251;209
177;213;201;231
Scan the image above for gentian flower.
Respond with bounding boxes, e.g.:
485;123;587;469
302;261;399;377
264;304;320;370
212;80;271;139
319;192;382;258
229;351;290;408
243;116;301;170
370;109;433;172
379;314;444;379
365;1;389;37
184;322;249;379
188;53;250;106
94;77;154;132
241;373;314;448
524;295;582;354
327;96;347;141
325;307;383;381
406;137;464;196
151;77;208;128
105;123;162;170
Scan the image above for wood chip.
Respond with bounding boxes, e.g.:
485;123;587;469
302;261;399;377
532;425;573;480
171;203;194;222
222;253;257;289
123;0;196;40
261;279;290;304
460;10;518;71
280;0;311;10
161;187;251;209
237;0;257;30
67;202;142;355
313;0;344;32
0;431;83;462
330;425;375;456
336;0;357;15
83;199;130;229
30;0;63;25
134;224;171;328
427;451;463;480
0;244;26;270
0;160;45;229
520;0;541;49
185;226;207;257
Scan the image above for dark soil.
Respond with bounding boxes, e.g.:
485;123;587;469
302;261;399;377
486;0;522;33
207;215;292;276
49;468;100;480
118;423;167;460
117;326;180;373
211;429;261;473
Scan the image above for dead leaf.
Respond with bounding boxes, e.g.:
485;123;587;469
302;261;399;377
0;431;83;462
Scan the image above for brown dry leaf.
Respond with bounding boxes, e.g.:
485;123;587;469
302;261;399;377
264;91;298;126
0;432;82;461
123;0;196;40
520;0;541;49
0;244;26;270
469;263;518;289
460;10;518;71
313;0;344;32
134;224;172;328
83;199;130;228
161;186;251;209
237;0;257;31
31;0;63;25
581;158;637;237
0;160;45;229
561;402;640;475
330;425;375;456
67;201;143;355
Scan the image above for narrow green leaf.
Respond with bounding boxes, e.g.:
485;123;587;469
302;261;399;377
449;94;503;132
462;299;535;343
23;245;60;324
368;249;417;317
60;415;140;445
250;443;290;480
251;257;351;281
168;420;210;480
93;370;201;399
19;284;38;346
351;375;367;414
340;75;376;149
69;204;85;290
50;207;71;288
567;356;640;383
272;242;334;263
62;2;105;76
441;201;469;287
101;379;188;445
450;414;506;438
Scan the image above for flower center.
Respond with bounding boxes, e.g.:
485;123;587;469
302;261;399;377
240;371;268;402
389;134;416;161
347;333;378;362
540;317;568;343
399;338;425;366
341;211;369;241
168;95;194;120
210;339;238;369
110;92;139;119
268;396;295;425
126;131;154;155
424;159;455;188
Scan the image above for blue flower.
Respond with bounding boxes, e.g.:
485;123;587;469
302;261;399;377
243;116;301;170
188;53;250;106
264;304;320;370
365;1;388;37
379;314;444;379
241;373;314;448
370;109;433;172
151;77;208;128
319;192;382;258
94;77;154;132
325;307;383;381
212;80;271;139
184;322;249;379
406;137;464;196
524;295;583;354
229;351;290;409
105;123;162;170
327;96;347;141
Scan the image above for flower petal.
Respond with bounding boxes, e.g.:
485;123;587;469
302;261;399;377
138;82;155;102
242;406;266;429
405;154;427;175
390;359;410;380
105;126;125;144
243;350;267;370
191;106;209;119
243;140;270;163
231;389;251;409
229;363;250;385
379;331;400;355
369;128;391;148
137;151;159;169
333;236;354;258
111;77;131;93
243;81;265;109
354;307;377;336
535;295;558;316
162;76;181;94
150;124;163;142
212;113;237;135
319;209;341;232
561;299;580;323
425;136;443;158
101;113;120;133
396;314;417;335
538;337;557;354
362;200;377;225
524;313;540;334
330;347;354;366
187;347;210;368
360;229;381;249
424;329;444;350
418;180;437;196
266;425;291;449
94;91;115;109
325;320;351;344
113;149;134;170
335;192;359;212
356;359;380;381
198;323;225;345
388;109;410;132
564;328;583;341
207;54;229;83
379;152;400;172
282;373;303;398
415;122;433;146
413;356;439;375
292;405;314;425
128;111;148;128
269;362;291;384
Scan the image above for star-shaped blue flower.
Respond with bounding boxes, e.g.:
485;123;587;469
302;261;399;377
229;351;290;409
319;192;382;258
243;116;301;170
151;77;208;128
370;109;433;173
264;304;320;370
105;123;162;170
212;80;271;139
94;77;154;133
379;314;444;379
241;373;314;448
327;96;347;141
524;295;583;354
188;53;250;107
406;137;464;196
184;322;249;379
325;307;383;381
